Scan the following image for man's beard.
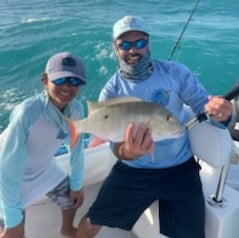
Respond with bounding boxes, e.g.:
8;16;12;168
113;43;154;82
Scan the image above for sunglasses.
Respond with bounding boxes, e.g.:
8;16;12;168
52;77;85;87
118;38;148;51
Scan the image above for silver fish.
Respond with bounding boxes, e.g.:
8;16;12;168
66;97;185;146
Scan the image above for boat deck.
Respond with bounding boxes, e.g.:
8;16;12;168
25;182;137;238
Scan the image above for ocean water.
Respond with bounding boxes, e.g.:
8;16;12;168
0;0;239;132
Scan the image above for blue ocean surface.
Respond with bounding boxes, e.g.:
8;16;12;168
0;0;239;132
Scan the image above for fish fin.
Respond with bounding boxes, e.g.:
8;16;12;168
106;96;142;105
87;96;142;115
65;118;80;149
87;101;101;115
88;137;106;148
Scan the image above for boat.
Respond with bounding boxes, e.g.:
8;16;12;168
23;105;239;238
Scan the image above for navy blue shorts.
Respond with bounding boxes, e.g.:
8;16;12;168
87;157;205;238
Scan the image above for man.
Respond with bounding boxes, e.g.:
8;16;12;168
0;51;86;238
77;16;232;238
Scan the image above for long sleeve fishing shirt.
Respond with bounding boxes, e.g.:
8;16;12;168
0;90;85;228
99;59;228;168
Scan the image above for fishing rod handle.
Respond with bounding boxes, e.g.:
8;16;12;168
223;83;239;100
187;82;239;128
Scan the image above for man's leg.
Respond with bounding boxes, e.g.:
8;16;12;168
76;161;157;237
76;215;101;238
159;159;205;238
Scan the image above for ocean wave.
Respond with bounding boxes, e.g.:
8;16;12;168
0;0;238;129
21;17;54;24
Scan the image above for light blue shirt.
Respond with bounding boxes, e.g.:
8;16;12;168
99;60;210;168
0;90;85;228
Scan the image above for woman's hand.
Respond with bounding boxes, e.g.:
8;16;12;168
70;189;84;208
0;221;24;238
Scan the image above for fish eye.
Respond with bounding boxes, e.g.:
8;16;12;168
104;115;109;119
166;115;171;121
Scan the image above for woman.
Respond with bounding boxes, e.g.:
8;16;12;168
0;51;86;238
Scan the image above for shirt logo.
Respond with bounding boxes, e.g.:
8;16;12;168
151;89;169;106
62;57;76;67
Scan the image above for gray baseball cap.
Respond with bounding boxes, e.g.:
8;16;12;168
112;15;149;40
45;51;86;83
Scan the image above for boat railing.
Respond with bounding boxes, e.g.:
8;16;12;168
207;160;231;208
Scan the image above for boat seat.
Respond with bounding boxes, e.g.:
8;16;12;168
186;105;233;168
188;121;232;168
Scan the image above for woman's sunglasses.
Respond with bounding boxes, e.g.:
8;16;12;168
118;38;148;51
52;77;85;87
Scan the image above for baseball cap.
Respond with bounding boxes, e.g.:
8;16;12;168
112;15;149;40
45;51;86;83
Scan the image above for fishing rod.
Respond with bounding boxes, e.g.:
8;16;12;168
168;0;201;61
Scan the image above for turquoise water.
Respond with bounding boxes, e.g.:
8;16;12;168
0;0;239;131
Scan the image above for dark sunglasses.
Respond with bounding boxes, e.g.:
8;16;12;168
118;38;148;51
52;77;85;87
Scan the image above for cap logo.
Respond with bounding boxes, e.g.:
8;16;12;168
62;57;76;67
123;16;135;26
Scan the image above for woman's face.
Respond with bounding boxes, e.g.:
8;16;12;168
43;78;81;111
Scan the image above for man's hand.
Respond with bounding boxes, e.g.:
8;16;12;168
205;96;233;123
114;123;154;160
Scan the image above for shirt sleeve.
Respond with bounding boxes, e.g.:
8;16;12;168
68;135;85;191
0;106;29;228
171;61;209;114
68;102;85;191
172;61;232;129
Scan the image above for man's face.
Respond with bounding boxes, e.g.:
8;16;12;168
115;31;149;65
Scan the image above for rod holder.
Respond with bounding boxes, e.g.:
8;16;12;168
207;151;232;208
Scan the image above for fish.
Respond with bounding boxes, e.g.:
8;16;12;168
66;97;185;148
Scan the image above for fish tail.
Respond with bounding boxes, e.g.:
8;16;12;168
65;118;80;149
